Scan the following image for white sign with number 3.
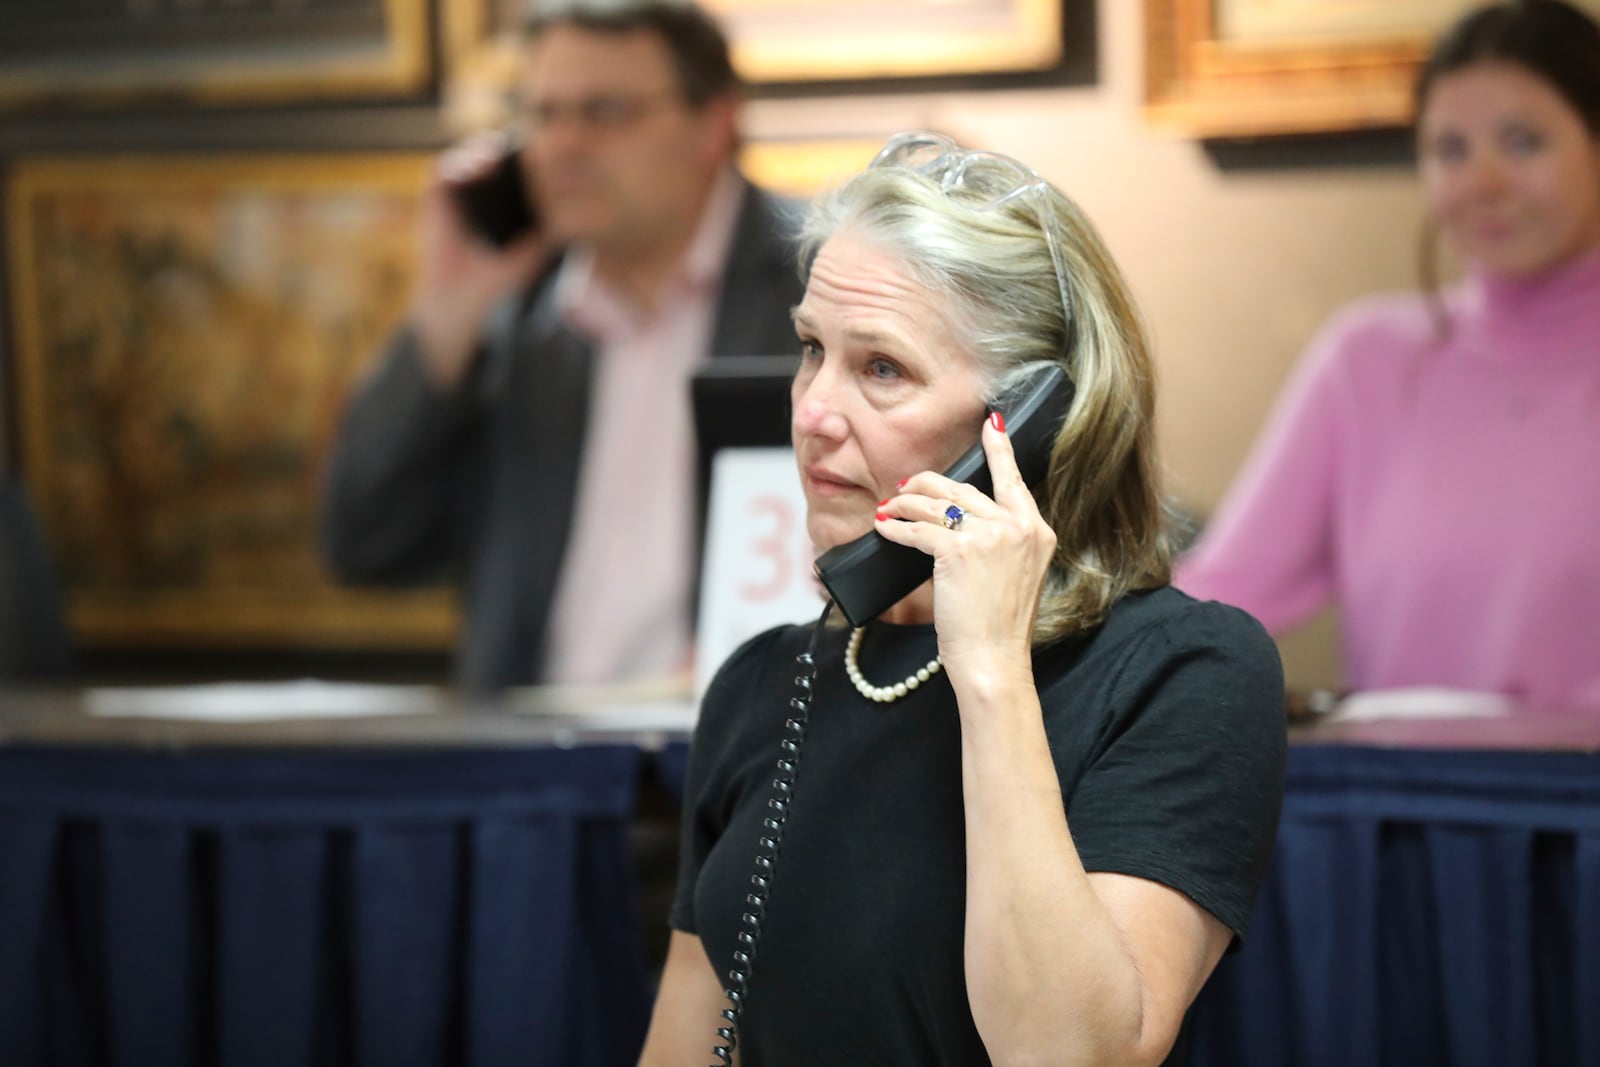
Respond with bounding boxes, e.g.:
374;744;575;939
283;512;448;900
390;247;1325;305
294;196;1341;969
695;448;825;699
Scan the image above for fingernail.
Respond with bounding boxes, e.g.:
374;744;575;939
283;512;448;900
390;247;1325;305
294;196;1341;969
877;498;890;508
989;411;1006;433
875;510;888;522
895;479;908;490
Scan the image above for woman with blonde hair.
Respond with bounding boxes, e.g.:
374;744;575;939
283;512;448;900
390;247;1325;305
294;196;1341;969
639;132;1285;1066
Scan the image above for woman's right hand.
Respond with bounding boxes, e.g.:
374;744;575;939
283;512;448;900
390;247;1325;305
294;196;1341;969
409;134;548;391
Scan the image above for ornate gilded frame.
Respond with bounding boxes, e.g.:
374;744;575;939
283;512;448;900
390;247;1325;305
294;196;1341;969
0;0;431;111
6;154;457;649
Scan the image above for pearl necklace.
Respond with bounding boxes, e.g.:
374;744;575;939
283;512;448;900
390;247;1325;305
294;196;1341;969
844;627;942;704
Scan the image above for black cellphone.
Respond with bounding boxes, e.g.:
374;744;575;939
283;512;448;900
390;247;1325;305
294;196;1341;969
813;362;1076;628
451;147;539;248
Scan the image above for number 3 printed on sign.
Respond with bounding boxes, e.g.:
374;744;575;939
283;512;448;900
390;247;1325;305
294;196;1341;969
740;495;795;603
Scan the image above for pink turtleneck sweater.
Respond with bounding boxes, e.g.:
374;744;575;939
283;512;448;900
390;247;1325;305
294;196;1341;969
1175;245;1600;710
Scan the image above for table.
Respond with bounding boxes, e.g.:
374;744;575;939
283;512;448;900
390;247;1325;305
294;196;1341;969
12;687;1600;1066
0;686;693;1067
1188;713;1600;1067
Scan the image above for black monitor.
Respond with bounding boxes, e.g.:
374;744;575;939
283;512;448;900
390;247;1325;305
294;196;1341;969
689;355;800;609
690;355;798;453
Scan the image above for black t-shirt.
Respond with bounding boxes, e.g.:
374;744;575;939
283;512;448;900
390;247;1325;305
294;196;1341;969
672;586;1286;1066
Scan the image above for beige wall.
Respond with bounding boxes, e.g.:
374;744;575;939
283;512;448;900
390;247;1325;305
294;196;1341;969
748;0;1433;688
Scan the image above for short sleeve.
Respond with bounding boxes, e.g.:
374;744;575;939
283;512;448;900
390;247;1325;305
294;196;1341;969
1057;602;1286;944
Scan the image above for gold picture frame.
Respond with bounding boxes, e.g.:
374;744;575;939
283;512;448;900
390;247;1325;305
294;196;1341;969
444;0;1064;87
6;155;457;649
1144;0;1600;138
445;0;525;67
739;139;884;197
708;0;1063;82
0;0;431;111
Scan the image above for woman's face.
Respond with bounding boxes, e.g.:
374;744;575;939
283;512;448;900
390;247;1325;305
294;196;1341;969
790;229;989;555
1418;61;1600;279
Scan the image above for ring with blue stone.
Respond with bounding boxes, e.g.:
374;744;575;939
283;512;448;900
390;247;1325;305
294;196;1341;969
941;504;965;530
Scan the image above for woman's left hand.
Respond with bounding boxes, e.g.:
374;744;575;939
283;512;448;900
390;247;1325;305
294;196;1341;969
874;412;1057;681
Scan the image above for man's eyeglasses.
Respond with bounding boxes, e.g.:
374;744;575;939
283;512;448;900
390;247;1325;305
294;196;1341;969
869;131;1073;328
515;91;680;136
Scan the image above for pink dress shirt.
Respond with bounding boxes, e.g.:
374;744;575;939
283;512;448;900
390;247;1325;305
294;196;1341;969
540;169;747;685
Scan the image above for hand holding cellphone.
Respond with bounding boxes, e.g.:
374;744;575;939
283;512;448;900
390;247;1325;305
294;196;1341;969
449;144;540;249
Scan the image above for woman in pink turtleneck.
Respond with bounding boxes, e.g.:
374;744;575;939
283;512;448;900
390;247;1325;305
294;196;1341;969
1176;0;1600;710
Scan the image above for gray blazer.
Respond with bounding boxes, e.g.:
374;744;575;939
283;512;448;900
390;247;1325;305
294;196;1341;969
320;179;805;690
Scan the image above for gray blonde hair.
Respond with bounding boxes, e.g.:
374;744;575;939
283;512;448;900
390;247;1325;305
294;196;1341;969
798;155;1172;642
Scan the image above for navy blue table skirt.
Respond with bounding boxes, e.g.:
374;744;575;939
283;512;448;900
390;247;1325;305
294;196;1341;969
0;745;652;1067
657;743;690;804
1191;744;1600;1067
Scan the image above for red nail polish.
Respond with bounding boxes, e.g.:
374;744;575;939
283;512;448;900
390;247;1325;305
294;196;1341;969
896;479;908;490
878;498;890;507
875;510;888;522
990;411;1006;433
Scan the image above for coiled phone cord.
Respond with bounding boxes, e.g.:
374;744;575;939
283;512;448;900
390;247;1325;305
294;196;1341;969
709;599;835;1066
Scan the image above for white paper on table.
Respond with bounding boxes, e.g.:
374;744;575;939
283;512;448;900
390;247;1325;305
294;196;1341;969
86;680;443;722
1328;687;1515;723
537;700;699;733
507;678;699;732
694;447;825;700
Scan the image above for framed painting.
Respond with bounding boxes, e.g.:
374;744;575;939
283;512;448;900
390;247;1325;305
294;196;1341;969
443;0;1066;89
445;0;526;65
0;0;431;111
5;155;458;649
739;139;884;197
706;0;1064;83
440;0;528;134
1145;0;1600;138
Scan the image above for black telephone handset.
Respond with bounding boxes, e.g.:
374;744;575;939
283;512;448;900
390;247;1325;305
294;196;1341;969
813;361;1076;628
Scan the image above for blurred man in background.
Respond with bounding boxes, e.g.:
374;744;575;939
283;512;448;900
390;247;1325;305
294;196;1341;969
322;0;803;691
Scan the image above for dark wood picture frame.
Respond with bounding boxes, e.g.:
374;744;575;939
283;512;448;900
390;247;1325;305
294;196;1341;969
0;0;432;111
